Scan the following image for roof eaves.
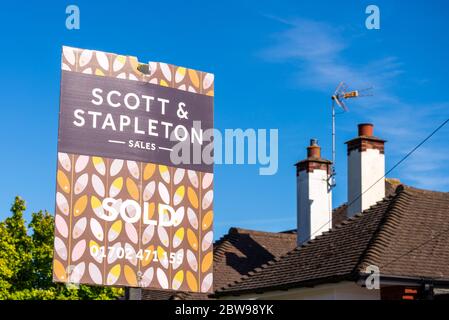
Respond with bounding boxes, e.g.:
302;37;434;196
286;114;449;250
214;274;356;297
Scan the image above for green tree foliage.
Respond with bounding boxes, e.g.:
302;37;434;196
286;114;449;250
0;196;124;300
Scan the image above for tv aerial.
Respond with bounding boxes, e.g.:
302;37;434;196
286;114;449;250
329;82;372;189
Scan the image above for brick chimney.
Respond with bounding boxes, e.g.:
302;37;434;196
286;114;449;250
346;124;386;217
295;139;332;245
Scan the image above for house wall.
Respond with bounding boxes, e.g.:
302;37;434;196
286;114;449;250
220;282;381;300
128;288;142;300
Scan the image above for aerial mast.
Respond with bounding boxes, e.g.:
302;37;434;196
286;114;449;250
329;82;372;189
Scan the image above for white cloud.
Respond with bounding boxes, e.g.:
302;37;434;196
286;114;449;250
260;17;402;94
261;17;449;191
261;18;346;62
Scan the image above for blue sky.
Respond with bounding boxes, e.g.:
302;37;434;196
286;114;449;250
1;0;448;238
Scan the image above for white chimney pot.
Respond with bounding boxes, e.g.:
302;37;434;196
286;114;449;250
296;139;332;245
346;124;386;217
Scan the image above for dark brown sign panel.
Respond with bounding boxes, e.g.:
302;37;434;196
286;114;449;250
59;71;213;172
53;46;214;293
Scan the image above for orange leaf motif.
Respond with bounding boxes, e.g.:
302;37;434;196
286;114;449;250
53;259;67;282
57;170;70;194
124;265;137;286
187;229;198;251
74;195;87;217
144;163;156;180
186;271;198;292
202;211;213;231
187;187;199;209
201;252;213;273
126;178;139;201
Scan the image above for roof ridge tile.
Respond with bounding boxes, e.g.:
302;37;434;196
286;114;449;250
231;227;298;239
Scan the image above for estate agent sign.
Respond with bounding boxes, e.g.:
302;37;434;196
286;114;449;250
53;46;214;293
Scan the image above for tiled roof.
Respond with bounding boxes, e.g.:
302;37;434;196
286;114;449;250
362;186;449;279
216;185;449;296
140;227;297;300
212;227;298;290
